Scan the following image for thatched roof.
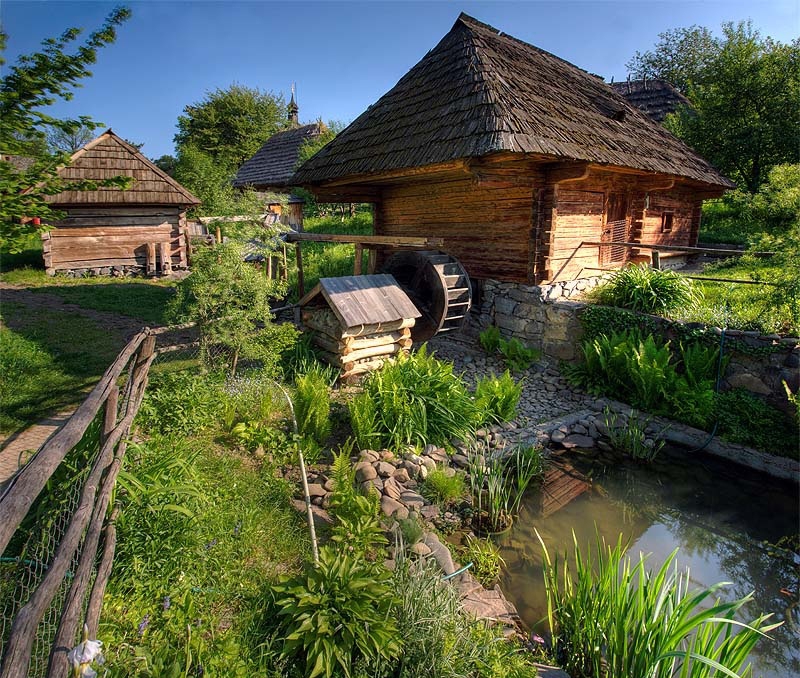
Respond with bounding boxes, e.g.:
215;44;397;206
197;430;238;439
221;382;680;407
45;130;200;207
293;13;732;189
233;123;323;189
610;79;692;123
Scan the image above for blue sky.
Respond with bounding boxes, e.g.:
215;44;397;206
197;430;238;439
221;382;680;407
2;0;798;159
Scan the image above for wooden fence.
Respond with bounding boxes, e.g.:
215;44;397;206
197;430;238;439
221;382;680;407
0;330;156;677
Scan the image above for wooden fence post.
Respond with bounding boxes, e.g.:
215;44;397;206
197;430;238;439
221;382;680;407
296;243;305;298
354;244;363;275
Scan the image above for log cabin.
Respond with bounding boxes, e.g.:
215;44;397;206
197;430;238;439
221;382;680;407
292;13;733;285
233;93;322;228
41;130;200;276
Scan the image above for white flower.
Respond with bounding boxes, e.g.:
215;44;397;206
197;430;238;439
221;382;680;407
68;636;104;676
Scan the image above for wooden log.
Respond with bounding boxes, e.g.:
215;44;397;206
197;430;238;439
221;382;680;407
146;242;157;275
296;242;305;298
340;358;388;379
354;243;363;275
346;342;405;364
85;508;119;638
313;330;411;354
159;241;172;274
285;232;444;248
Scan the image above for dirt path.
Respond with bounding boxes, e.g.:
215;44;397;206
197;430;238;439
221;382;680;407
0;281;149;340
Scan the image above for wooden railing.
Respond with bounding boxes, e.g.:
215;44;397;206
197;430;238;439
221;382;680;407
0;330;156;678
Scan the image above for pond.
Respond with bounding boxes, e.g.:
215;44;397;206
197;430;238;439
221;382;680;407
497;447;800;678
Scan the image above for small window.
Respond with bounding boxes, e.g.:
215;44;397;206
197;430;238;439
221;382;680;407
661;212;674;233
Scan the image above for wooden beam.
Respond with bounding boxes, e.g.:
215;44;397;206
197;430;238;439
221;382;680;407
315;159;468;188
639;177;676;192
582;241;775;257
285;232;444;248
545;162;591;184
353;244;363;275
295;242;305;298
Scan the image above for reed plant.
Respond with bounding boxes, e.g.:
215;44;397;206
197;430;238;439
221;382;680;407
538;530;780;678
422;468;466;507
602;407;666;462
459;535;505;587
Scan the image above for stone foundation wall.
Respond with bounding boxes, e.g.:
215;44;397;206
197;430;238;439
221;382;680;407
475;279;800;408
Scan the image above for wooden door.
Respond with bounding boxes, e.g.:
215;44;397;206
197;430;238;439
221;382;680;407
601;194;629;265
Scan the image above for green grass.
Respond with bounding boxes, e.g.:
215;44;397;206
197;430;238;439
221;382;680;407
288;213;372;300
675;258;795;334
0;302;123;433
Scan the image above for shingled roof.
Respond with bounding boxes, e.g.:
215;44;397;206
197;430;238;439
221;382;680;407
233;123;323;189
293;13;732;188
610;79;692;123
45;130;200;206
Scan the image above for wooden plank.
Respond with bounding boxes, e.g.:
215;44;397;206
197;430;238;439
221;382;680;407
582;241;774;256
285;232;444;248
354;243;363;275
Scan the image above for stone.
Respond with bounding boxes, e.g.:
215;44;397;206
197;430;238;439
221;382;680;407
379;449;395;461
420;457;436;472
451;454;470;468
361;478;383;494
354;461;377;482
423;443;438;456
375;461;396;477
359;449;380;462
311;496;323;506
410;542;432;557
442;466;456;478
323;479;335;492
400;491;425;510
381;495;409;520
572;423;588;435
727;372;771;395
306;483;326;498
417;464;429;481
551;430;567;443
562;434;595;449
383;476;402;500
420;504;440;520
393;467;411;483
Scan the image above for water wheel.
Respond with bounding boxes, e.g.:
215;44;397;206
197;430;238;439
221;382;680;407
380;250;471;342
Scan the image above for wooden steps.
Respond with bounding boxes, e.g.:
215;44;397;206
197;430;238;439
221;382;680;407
539;460;590;518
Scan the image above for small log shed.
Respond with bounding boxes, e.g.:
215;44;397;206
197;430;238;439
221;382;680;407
299;274;421;380
41;130;200;276
292;13;734;285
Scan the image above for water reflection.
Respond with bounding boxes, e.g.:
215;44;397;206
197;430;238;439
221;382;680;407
498;448;800;678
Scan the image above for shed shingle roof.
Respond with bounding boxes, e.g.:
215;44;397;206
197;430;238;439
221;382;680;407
610;79;692;123
45;130;200;206
293;13;732;188
233;123;322;189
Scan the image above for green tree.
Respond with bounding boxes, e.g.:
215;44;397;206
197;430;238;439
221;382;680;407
0;8;131;252
152;154;177;176
174;84;286;169
169;241;296;375
627;25;718;92
630;21;799;193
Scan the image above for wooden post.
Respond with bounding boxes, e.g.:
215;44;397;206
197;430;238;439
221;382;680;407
101;386;119;448
652;250;661;270
296;242;305;298
267;255;273;280
158;241;171;275
354;244;363;275
367;248;378;275
282;245;288;282
215;224;222;244
146;242;156;275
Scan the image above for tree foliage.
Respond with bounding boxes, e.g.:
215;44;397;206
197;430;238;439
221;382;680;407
629;21;799;193
627;25;718;92
168;241;296;375
46;121;96;153
172;85;288;216
0;7;131;252
174;85;286;169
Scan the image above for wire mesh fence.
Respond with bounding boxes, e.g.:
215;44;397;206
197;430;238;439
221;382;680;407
0;331;156;678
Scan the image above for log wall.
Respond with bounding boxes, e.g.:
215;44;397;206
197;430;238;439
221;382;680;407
377;177;537;284
42;207;189;275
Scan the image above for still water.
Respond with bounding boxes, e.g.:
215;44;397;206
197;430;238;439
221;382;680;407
497;448;800;678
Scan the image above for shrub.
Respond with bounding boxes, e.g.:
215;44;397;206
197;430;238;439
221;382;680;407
422;468;466;506
589;264;699;314
460;535;505;587
479;325;503;353
349;346;481;449
539;531;779;678
475;371;523;424
272;546;401;678
294;364;332;447
565;329;719;430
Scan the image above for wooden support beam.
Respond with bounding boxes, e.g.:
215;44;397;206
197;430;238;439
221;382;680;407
285;232;444;248
582;241;775;257
367;248;377;274
545;162;591;184
146;242;156;275
354;244;363;275
295;242;305;298
158;241;171;274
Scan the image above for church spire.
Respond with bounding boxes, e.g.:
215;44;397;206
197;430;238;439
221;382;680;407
288;83;299;126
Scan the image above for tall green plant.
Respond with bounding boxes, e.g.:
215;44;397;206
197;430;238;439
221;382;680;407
475;371;523;423
293;364;332;447
349;346;481;449
272;546;401;678
590;264;700;314
538;530;779;678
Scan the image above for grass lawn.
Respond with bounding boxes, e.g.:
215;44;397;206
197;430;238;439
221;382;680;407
0;301;125;433
674;258;795;335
